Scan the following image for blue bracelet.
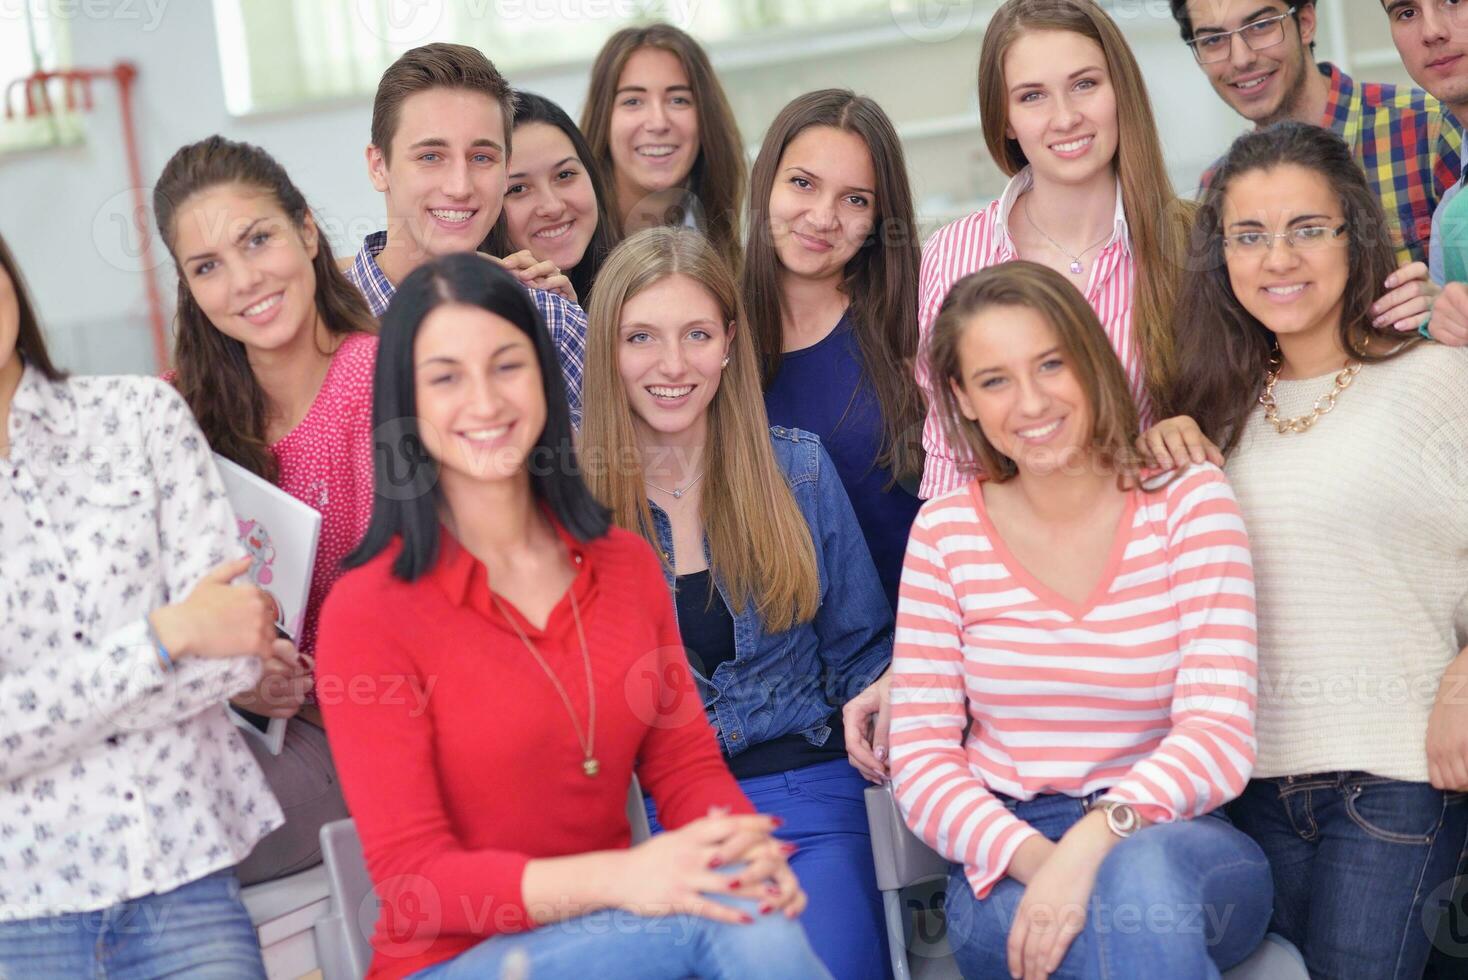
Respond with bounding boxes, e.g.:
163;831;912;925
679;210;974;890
1419;319;1435;342
144;616;174;671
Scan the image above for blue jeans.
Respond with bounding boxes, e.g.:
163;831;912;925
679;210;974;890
649;758;890;980
409;891;831;980
1227;773;1468;980
0;869;265;979
944;792;1272;980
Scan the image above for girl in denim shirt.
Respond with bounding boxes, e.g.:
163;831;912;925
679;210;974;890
582;227;893;980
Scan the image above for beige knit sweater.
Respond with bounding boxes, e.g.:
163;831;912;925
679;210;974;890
1225;343;1468;781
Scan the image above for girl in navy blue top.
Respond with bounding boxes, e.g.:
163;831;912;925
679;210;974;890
743;90;924;616
582;226;894;980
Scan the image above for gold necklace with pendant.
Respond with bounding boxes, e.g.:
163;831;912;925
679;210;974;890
491;584;599;777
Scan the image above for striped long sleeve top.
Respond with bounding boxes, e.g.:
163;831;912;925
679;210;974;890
914;168;1150;499
889;464;1257;899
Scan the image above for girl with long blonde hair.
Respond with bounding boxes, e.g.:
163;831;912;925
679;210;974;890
582;226;893;979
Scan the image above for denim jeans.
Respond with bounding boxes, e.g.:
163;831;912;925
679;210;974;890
408;890;832;980
0;869;265;980
944;792;1272;980
648;758;890;980
1227;773;1468;980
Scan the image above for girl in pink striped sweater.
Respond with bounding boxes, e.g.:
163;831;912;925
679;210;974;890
890;261;1272;979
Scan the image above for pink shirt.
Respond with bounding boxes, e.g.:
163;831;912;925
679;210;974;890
888;464;1257;899
915;168;1150;499
270;331;378;661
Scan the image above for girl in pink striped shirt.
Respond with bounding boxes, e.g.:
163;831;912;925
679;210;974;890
890;262;1272;979
914;0;1196;499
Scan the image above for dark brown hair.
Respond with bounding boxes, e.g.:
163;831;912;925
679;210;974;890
1170;121;1417;454
580;24;746;272
0;231;64;380
1168;0;1314;45
482;90;622;302
742;89;923;483
979;0;1194;414
154;136;377;480
371;42;515;161
926;261;1143;483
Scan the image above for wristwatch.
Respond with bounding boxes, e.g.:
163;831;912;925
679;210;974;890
1096;800;1141;839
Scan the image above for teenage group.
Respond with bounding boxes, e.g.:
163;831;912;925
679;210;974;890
1;1;1466;979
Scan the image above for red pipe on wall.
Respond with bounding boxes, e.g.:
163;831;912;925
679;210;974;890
4;62;168;370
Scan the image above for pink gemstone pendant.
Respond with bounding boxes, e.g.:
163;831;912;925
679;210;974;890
1069;260;1083;274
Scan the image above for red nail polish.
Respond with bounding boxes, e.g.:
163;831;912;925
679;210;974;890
759;904;773;915
708;856;723;869
770;816;784;827
739;913;753;925
780;843;798;855
728;879;742;890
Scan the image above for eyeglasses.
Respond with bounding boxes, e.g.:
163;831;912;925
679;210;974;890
1222;223;1347;252
1188;6;1297;64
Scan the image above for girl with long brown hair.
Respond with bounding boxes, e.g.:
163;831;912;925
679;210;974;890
582;226;893;979
915;0;1193;499
743;89;924;616
892;260;1271;979
153;135;374;884
1169;121;1468;980
581;24;745;272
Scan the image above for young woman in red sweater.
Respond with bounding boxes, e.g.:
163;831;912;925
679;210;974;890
314;253;827;980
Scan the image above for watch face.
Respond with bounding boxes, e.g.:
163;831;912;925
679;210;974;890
1107;803;1140;836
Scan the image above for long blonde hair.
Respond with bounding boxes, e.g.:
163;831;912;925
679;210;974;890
978;0;1193;415
581;25;747;274
583;227;819;628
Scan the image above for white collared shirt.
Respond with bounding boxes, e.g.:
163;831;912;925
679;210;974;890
0;364;282;921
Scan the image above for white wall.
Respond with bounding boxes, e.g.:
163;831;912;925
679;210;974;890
0;0;1360;376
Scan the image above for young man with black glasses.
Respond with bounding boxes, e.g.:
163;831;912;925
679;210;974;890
1172;1;1462;270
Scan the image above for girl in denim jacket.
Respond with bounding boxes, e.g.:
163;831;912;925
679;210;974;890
582;226;894;980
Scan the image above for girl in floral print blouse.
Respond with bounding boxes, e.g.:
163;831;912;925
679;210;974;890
0;234;285;977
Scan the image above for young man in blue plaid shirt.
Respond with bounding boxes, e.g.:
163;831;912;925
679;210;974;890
347;42;588;424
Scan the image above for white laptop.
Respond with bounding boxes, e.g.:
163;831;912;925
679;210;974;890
214;453;323;755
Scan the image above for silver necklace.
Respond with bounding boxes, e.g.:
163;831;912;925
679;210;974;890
645;470;705;500
1022;197;1111;275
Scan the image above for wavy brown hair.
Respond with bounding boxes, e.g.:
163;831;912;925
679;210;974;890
580;24;746;273
154;136;377;480
1171;122;1418;454
927;261;1144;483
582;227;819;629
0;231;64;381
742;89;923;484
979;0;1193;414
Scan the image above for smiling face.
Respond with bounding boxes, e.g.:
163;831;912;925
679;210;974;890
1002;30;1120;187
1184;0;1316;125
368;87;508;258
949;303;1092;476
1384;0;1468;115
608;47;700;207
502;122;600;273
767;125;878;283
413;302;545;491
1221;163;1349;347
616;273;731;447
171;183;320;354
